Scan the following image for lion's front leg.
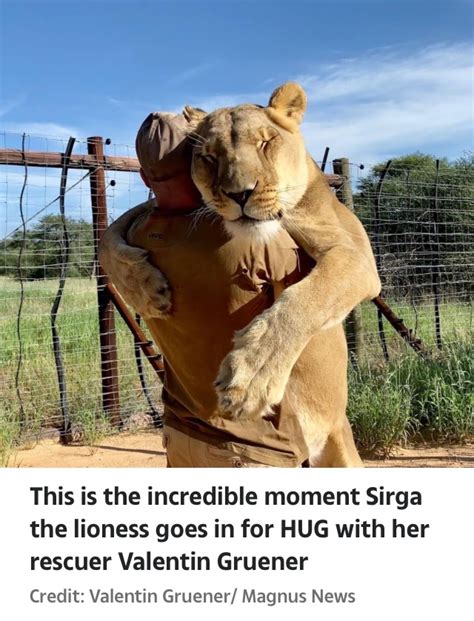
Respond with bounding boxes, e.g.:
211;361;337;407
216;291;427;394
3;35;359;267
110;248;172;319
215;239;380;419
215;302;303;419
98;203;174;319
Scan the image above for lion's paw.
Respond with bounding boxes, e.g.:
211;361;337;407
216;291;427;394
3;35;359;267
214;315;294;420
115;260;172;319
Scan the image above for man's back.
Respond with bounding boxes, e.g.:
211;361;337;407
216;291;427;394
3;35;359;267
127;201;309;466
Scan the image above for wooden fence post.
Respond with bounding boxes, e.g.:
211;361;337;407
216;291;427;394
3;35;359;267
87;136;121;426
333;158;364;364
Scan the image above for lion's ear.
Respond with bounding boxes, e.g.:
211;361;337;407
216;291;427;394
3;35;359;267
183;105;207;126
268;82;307;124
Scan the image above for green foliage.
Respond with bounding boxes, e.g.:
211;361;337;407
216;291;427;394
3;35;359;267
1;214;94;280
355;152;474;299
369;152;449;176
348;342;474;455
0;277;161;463
347;370;413;455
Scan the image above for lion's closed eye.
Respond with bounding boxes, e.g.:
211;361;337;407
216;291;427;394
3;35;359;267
257;130;280;154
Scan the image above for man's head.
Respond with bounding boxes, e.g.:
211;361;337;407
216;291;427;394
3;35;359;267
135;112;201;209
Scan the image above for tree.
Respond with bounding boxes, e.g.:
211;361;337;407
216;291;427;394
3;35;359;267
1;215;95;279
354;152;474;300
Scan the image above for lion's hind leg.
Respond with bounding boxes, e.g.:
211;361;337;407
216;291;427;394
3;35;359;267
310;417;363;468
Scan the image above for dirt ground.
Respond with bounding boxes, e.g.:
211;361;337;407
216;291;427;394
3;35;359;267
6;430;473;468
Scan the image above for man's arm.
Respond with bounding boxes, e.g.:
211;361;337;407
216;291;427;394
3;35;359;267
99;201;172;318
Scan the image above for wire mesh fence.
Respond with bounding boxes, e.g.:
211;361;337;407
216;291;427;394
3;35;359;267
353;157;473;359
1;133;159;448
0;132;473;455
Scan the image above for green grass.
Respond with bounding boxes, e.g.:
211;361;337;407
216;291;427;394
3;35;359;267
357;297;473;362
348;342;473;455
347;299;473;455
0;276;161;463
0;277;472;463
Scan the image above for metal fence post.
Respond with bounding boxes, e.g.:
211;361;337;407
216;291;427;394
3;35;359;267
333;158;364;365
372;160;392;362
432;159;443;349
87;136;121;426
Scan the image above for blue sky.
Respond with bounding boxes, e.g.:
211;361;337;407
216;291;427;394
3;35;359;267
1;0;473;165
0;0;473;236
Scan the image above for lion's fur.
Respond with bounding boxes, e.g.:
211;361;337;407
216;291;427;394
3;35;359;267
187;82;381;466
99;83;381;467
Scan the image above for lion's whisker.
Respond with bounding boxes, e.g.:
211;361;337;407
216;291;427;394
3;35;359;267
276;184;308;193
190;202;217;231
165;116;207;144
275;198;295;208
187;136;206;147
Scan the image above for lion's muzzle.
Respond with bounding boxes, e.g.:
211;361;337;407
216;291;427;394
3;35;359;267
222;187;255;209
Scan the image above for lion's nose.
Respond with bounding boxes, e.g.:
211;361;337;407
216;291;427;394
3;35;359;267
223;188;254;208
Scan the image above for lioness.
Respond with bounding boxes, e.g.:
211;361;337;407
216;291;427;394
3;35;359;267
100;84;380;466
184;82;381;423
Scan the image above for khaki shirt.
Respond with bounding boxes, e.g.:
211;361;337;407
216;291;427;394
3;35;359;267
127;200;309;466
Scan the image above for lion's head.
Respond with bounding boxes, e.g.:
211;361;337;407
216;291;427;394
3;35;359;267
184;82;310;238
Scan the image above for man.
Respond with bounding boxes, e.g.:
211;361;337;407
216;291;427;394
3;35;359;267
100;112;311;467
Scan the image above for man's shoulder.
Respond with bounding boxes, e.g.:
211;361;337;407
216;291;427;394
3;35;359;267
126;198;157;236
132;197;157;212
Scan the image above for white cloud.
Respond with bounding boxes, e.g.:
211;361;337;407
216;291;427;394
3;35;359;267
1;122;80;139
0;95;27;118
296;42;473;165
298;44;470;103
2;43;471;169
107;97;123;108
168;62;219;86
171;43;472;167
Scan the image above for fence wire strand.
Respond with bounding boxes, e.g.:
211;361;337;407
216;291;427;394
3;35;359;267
0;132;473;448
14;134;28;422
